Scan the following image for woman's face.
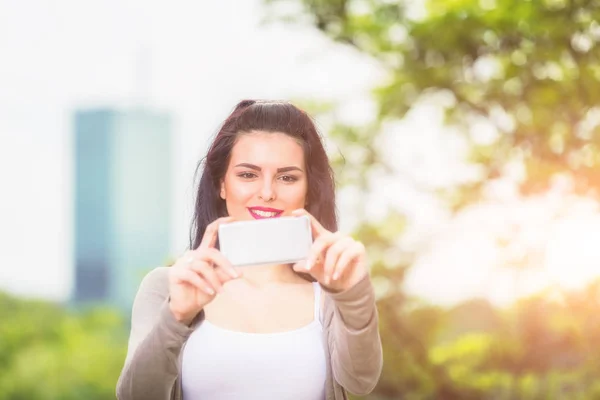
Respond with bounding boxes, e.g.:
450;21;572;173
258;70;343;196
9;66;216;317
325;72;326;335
220;131;308;221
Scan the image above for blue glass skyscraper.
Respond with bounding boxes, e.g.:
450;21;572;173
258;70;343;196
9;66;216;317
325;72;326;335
73;108;173;312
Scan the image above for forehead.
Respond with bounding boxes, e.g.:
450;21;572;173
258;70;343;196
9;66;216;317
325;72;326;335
230;131;305;166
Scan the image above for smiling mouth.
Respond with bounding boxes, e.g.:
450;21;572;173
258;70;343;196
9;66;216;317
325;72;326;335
248;208;284;219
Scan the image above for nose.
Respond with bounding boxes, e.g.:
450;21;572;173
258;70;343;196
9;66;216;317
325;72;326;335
258;178;276;202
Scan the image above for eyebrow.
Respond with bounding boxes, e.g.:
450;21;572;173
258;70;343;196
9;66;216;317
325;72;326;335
234;163;304;173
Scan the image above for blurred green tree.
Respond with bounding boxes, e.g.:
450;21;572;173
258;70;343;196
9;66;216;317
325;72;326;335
0;292;128;400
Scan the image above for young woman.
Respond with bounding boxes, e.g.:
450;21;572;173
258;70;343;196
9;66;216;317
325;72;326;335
116;100;383;400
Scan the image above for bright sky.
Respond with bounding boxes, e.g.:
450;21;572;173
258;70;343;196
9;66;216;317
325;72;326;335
2;0;600;307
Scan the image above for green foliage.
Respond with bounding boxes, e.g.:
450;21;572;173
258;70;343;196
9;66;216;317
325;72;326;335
350;279;600;399
0;292;128;400
422;282;600;399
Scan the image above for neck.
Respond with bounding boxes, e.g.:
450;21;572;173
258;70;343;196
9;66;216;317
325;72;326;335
239;264;302;287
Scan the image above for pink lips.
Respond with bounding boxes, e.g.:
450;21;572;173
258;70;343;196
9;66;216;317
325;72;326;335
247;207;284;220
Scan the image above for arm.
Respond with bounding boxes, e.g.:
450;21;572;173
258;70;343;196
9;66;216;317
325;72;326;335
116;267;201;400
322;274;383;395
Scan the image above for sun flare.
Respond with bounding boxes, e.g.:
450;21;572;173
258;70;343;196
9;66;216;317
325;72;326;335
544;215;600;290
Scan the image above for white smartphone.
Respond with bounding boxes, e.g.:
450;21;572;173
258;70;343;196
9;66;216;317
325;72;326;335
218;215;313;267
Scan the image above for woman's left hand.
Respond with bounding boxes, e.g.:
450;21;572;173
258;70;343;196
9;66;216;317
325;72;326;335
291;209;369;292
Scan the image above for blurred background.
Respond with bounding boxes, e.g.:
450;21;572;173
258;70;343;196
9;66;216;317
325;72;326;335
2;0;600;398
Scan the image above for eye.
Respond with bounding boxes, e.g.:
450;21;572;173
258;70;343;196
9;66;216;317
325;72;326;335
237;172;257;179
279;175;299;183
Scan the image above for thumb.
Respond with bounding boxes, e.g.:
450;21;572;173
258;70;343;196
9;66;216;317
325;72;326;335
292;260;308;273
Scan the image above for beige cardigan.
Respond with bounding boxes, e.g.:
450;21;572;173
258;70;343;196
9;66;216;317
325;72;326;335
116;267;383;400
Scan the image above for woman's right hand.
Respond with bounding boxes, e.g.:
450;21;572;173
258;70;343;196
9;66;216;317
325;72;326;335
168;217;240;325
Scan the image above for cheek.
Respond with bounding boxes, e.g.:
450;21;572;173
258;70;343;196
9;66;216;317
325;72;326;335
223;179;255;203
283;183;308;205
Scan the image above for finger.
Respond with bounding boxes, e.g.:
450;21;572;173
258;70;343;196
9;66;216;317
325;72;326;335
180;250;197;266
323;237;354;284
189;261;224;294
332;241;364;281
215;267;234;282
172;268;215;296
292;260;309;273
199;248;239;279
306;232;340;271
291;208;327;239
184;249;240;286
197;216;234;251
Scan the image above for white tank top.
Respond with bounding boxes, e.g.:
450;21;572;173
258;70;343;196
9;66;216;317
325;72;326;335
181;282;326;400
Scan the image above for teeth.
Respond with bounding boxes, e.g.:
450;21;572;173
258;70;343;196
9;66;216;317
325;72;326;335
253;210;278;217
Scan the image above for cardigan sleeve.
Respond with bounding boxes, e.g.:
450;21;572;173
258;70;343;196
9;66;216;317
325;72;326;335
322;274;383;395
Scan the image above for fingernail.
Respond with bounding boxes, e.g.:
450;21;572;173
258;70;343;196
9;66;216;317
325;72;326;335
305;260;312;270
333;273;339;280
205;287;215;295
